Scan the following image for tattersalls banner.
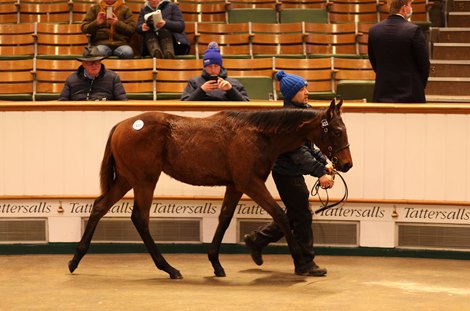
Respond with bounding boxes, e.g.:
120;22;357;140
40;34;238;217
0;198;469;224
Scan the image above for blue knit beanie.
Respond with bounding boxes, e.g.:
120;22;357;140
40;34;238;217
276;70;307;100
203;42;223;67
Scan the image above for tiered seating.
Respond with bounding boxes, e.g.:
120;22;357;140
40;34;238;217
195;22;250;57
103;58;156;100
0;1;402;101
0;0;18;23
183;22;197;57
0;58;34;100
226;0;278;23
328;0;381;23
197;33;251;58
224;57;274;100
304;22;360;58
0;23;35;59
35;22;89;58
177;1;228;23
18;0;71;23
251;22;305;58
33;58;76;100
0;0;433;26
154;58;200;99
0;54;377;101
125;0;145;21
333;57;375;101
278;0;328;23
71;0;95;23
357;22;374;56
274;57;335;99
427;7;470;98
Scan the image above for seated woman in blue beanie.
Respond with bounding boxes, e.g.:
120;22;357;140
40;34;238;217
243;70;335;277
181;42;249;101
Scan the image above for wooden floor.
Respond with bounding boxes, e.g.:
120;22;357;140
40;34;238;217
1;253;469;310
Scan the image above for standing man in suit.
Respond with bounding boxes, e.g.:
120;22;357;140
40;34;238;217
368;0;430;103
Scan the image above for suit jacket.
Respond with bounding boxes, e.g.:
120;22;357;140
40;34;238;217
368;15;430;103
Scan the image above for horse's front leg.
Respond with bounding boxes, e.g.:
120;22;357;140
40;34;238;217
208;186;243;277
243;181;303;268
132;185;183;279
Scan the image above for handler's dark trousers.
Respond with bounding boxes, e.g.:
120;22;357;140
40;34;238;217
250;172;315;270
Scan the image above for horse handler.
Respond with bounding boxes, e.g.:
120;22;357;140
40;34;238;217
244;71;335;276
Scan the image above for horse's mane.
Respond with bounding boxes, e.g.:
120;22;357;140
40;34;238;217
225;109;322;134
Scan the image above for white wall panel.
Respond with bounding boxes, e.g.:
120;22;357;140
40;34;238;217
444;114;468;201
362;113;386;198
1;109;470;203
404;114;427;200
3;112;25;194
0;112;3;194
466;114;470;201
341;113;365;199
384;114;406;199
423;114;446;200
22;112;43;194
44;111;66;194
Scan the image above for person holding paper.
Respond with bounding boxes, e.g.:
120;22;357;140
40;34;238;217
81;0;136;59
136;0;190;58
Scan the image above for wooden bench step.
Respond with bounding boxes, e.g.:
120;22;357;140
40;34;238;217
432;43;470;59
450;0;470;12
448;12;470;27
431;27;470;43
426;77;470;95
430;60;470;77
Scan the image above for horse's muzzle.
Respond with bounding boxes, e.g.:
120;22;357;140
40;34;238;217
338;162;353;173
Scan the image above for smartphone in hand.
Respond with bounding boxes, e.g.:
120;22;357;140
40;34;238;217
106;6;113;19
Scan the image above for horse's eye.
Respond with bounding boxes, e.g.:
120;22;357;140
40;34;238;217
333;130;342;137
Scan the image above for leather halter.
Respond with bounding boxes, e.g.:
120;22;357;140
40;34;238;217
320;118;350;166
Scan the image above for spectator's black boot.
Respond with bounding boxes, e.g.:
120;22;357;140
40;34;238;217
146;36;163;58
161;37;175;59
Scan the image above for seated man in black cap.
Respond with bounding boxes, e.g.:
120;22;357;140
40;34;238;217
59;46;127;101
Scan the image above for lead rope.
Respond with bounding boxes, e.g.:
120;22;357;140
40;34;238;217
311;170;348;214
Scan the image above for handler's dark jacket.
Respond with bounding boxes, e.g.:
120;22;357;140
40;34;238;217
273;101;328;177
136;0;190;55
59;64;127;101
180;67;249;101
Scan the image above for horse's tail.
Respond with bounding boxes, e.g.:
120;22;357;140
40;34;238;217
99;124;118;195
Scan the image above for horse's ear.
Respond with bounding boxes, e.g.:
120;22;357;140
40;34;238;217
336;98;343;112
326;98;336;120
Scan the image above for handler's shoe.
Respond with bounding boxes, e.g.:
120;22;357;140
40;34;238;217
295;263;327;277
243;234;264;266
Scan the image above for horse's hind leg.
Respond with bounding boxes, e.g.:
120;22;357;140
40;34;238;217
208;186;243;277
68;177;131;273
131;185;183;279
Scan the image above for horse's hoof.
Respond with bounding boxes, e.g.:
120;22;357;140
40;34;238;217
169;270;183;279
68;260;77;273
214;268;226;277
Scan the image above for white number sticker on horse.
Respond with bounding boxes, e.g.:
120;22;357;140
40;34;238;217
133;120;144;130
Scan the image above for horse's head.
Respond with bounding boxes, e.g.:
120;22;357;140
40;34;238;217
315;98;353;172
